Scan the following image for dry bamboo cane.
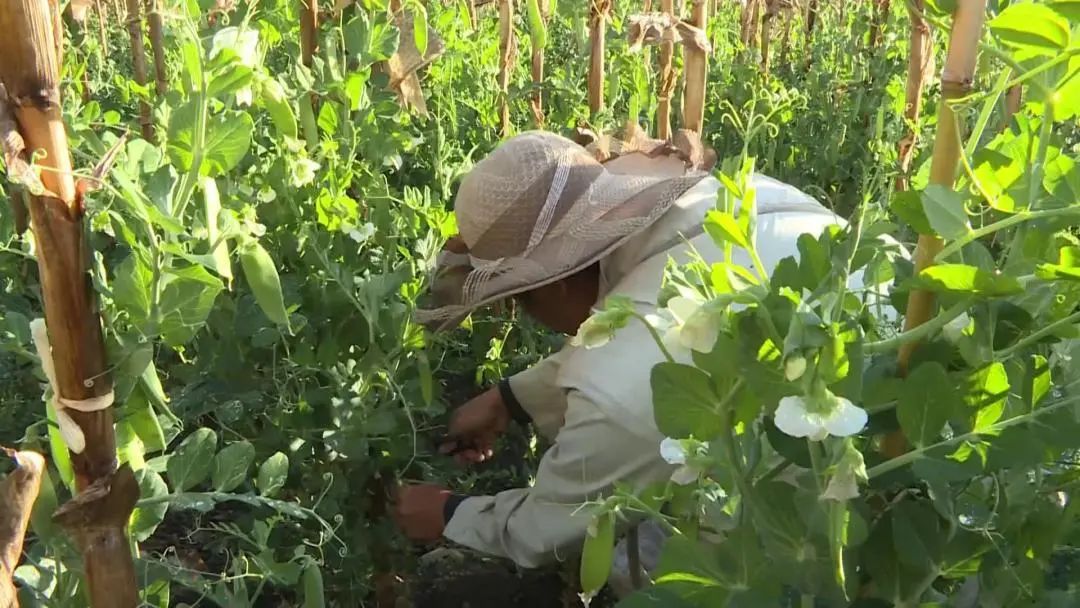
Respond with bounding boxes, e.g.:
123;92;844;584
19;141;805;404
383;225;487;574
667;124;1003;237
777;4;795;68
682;0;708;133
0;2;139;607
761;0;779;76
588;0;611;116
529;0;549;127
146;0;167;95
869;0;891;48
741;0;762;47
894;0;934;192
803;0;818;58
657;0;676;139
124;0;153;141
498;0;515;136
301;0;318;67
466;0;478;30
898;0;987;372
879;0;935;460
1003;84;1022;129
0;449;45;608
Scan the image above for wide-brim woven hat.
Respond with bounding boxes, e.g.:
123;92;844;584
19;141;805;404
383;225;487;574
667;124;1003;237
415;130;707;331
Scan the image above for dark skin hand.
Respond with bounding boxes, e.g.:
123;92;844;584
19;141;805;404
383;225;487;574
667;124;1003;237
394;260;600;541
392;483;453;542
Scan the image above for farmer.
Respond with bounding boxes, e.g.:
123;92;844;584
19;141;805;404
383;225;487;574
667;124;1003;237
392;130;881;588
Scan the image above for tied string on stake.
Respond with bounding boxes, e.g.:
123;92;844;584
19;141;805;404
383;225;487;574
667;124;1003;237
29;319;114;454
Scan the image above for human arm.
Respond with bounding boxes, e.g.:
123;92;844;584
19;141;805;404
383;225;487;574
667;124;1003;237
441;391;673;568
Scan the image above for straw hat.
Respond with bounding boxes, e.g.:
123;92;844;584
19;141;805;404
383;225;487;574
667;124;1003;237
416;131;708;331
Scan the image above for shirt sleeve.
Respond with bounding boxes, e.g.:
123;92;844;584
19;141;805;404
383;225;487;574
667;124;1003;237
442;391;673;568
504;349;572;440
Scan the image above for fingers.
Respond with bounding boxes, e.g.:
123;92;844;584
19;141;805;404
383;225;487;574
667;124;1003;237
452;447;494;466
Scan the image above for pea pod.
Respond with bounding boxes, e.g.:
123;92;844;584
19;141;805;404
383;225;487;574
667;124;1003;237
259;77;298;140
302;561;325;608
298;94;319;152
580;511;615;596
239;241;290;328
526;0;547;50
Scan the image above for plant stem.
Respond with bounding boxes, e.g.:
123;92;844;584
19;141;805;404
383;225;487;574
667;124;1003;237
936;206;1080;262
864;299;971;353
995;310;1080;359
633;312;676;363
868;394;1080;478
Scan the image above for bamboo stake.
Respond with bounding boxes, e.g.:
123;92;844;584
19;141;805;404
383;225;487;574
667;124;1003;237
1003;84;1022;128
0;449;44;608
682;0;708;133
0;2;139;606
301;0;318;67
895;0;934;192
466;0;478;30
803;0;818;59
588;0;611;116
146;0;167;95
777;3;795;68
529;0;549;127
498;0;515;136
761;0;780;76
124;0;153;141
741;0;762;47
898;0;987;371
869;0;891;48
657;0;676;139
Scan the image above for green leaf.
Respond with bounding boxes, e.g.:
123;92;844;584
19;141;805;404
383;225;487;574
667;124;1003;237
212;441;255;492
704;210;750;250
1036;246;1080;281
412;6;429;56
45;402;74;492
898;362;956;447
302;562;326;608
990;3;1071;53
257;451;289;497
167;104;255;177
653;534;730;605
130;469;169;542
112;251;154;323
891;190;933;235
580;511;615;596
651;362;723;439
959;363;1010;432
166;428;218;491
526;0;548;49
909;264;1022;296
158;265;224;347
116;421;146;471
921;185;971;240
239;241;291;327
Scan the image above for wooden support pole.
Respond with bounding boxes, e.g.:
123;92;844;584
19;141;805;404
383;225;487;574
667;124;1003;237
498;0;515;136
588;0;611;116
741;0;762;48
895;0;934;192
124;0;153;141
657;0;676;139
898;0;987;370
0;450;44;608
529;0;549;127
146;0;167;95
761;0;780;76
301;0;318;67
682;0;708;133
0;1;139;606
869;0;891;48
777;3;795;68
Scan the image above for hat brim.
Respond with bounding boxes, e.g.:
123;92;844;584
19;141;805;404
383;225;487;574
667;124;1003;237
415;172;707;332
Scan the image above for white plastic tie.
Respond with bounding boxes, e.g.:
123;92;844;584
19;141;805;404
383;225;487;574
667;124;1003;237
29;318;115;454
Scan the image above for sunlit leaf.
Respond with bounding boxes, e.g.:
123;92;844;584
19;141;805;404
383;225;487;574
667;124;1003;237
909;264;1022;297
989;3;1071;53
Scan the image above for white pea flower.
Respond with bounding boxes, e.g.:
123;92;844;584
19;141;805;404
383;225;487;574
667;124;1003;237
660;437;701;485
646;296;721;354
774;392;867;441
570;297;634;349
942;312;972;344
821;441;867;502
289;157;321;187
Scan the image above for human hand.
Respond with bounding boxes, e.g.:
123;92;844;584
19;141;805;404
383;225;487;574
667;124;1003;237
392;483;452;542
438;387;509;465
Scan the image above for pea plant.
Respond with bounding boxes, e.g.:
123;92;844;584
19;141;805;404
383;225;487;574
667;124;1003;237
578;3;1080;606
